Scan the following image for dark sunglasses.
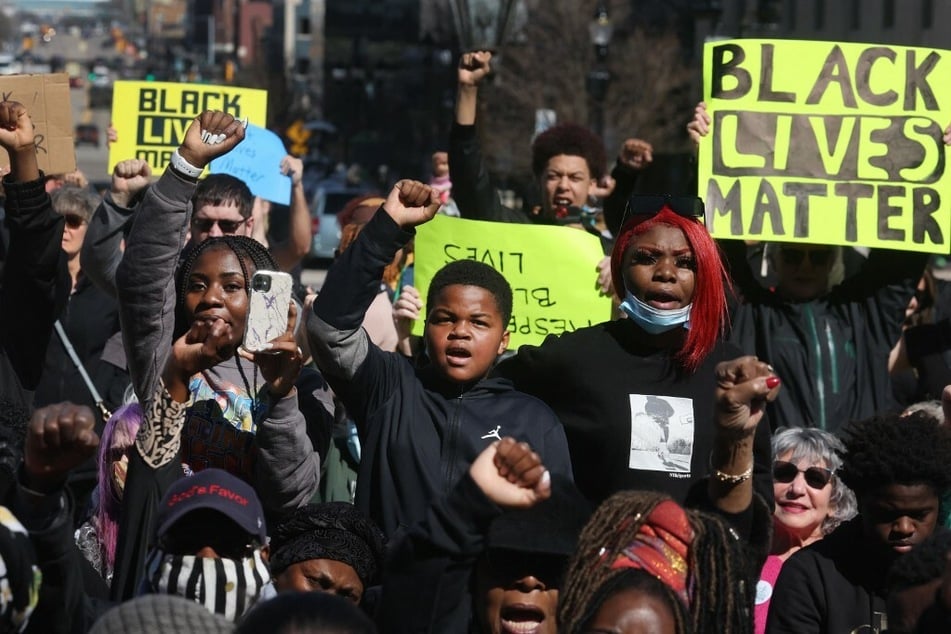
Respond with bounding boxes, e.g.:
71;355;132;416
620;194;705;229
779;247;833;267
64;214;87;229
191;216;249;234
772;460;834;489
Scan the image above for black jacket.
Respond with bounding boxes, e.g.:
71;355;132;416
308;209;573;538
722;240;925;432
0;175;65;414
767;518;890;634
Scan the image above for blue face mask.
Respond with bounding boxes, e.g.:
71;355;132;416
619;290;692;334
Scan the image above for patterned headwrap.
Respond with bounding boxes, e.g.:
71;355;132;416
604;499;693;606
268;503;386;587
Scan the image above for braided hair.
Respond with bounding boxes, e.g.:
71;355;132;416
558;490;753;634
175;235;278;338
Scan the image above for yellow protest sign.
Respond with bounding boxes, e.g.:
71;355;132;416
109;81;268;174
411;215;613;348
699;39;951;253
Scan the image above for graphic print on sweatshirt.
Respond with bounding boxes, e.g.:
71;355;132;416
628;394;694;473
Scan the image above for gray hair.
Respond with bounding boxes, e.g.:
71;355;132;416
51;185;99;223
902;399;944;423
772;427;857;535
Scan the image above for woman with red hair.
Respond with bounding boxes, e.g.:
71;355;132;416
496;195;775;515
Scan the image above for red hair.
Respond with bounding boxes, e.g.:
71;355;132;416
610;208;732;373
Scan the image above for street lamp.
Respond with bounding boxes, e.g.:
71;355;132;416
449;0;519;52
586;3;612;141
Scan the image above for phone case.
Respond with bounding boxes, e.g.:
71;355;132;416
244;270;294;352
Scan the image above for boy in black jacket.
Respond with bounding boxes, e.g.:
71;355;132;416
308;179;572;538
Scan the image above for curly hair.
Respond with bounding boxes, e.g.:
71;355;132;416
838;411;951;500
610;208;732;373
558;490;753;634
426;259;513;326
531;122;607;181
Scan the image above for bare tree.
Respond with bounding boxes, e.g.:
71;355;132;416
475;0;696;181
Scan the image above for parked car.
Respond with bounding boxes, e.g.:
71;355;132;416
74;123;100;147
308;184;370;261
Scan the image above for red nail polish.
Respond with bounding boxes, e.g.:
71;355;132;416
766;376;781;389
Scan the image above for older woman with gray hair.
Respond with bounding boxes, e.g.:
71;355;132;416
754;427;857;634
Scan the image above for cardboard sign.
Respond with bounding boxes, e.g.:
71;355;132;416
411;215;613;348
109;80;268;174
0;73;75;175
209;123;291;204
699;39;951;253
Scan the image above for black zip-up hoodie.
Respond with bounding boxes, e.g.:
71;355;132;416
308;209;573;538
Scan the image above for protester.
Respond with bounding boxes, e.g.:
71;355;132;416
75;403;142;587
686;101;940;432
308;179;573;537
0;100;65;417
495;196;774;511
248;154;313;273
754;427;856;633
382;437;591;633
89;594;232;634
767;411;951;632
886;528;951;633
450;50;653;295
111;111;320;601
269;502;386;606
558;490;758;634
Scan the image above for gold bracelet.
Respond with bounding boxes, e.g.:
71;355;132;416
711;463;753;484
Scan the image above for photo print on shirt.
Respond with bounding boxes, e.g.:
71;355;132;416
628;394;694;473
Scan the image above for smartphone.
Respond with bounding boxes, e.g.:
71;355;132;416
244;270;294;353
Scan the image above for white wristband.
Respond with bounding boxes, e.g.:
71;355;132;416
169;149;203;179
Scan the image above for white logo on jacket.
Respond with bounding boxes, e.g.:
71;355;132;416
481;425;502;440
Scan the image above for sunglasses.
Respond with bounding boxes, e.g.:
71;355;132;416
778;247;833;267
772;460;834;489
191;216;249;234
64;214;87;229
620;194;705;228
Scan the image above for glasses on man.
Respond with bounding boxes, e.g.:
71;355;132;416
191;216;249;234
620;194;705;229
64;214;87;229
772;460;834;489
778;247;834;268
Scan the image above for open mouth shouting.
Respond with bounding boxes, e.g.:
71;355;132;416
644;289;682;310
500;603;547;634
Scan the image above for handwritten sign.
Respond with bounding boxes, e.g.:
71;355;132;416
411;215;613;348
109;80;267;174
209;123;290;204
699;39;951;253
0;73;75;175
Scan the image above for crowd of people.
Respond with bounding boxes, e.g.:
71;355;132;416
2;47;951;634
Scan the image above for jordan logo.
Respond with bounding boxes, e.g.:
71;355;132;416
481;425;502;440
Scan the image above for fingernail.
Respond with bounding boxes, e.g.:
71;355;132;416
540;470;551;490
766;376;781;389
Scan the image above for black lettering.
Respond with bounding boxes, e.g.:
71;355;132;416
749;180;784;235
532;288;555;307
711;44;751;100
511;252;524;274
833;183;874;242
221;93;241;115
32;134;46;154
705;179;743;235
479;250;497;269
182;91;200;115
519;317;531;335
806;45;858;108
534;318;549;336
443;244;461;262
782;183;827;237
757;44;796;102
1;91;12;101
876;184;905;241
139;88;157;112
912;187;942;244
856;47;898;106
513;288;528;303
904;50;940;111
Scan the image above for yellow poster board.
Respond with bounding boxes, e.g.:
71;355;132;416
411;215;613;348
108;81;268;174
699;39;951;253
